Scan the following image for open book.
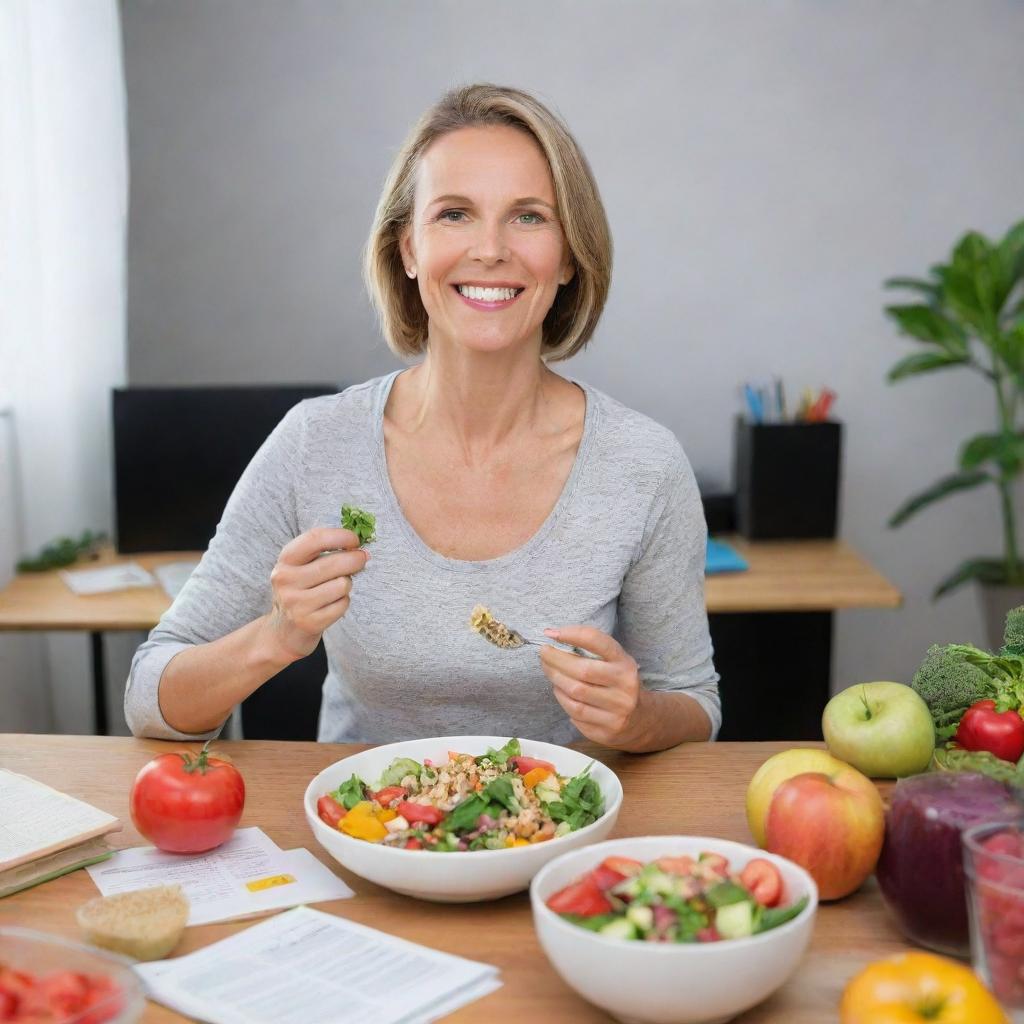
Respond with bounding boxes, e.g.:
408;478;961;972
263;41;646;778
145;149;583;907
0;769;121;893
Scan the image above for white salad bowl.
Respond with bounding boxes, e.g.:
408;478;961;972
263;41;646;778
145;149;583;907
304;735;622;902
530;836;818;1024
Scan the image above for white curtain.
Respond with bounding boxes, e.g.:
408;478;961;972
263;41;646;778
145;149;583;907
0;0;128;732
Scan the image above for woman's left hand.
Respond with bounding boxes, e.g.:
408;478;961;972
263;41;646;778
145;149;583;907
539;626;642;747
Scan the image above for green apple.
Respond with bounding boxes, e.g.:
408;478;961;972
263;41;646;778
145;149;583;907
822;681;935;779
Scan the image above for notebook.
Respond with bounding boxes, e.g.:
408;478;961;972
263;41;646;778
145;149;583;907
706;538;749;575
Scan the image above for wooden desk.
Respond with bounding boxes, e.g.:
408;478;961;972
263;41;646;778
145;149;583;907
0;540;901;739
0;735;911;1023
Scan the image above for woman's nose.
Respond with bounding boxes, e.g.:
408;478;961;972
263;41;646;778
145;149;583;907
468;220;511;263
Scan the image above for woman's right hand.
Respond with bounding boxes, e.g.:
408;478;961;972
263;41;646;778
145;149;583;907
264;527;370;662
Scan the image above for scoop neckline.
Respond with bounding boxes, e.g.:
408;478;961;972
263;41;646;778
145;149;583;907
372;368;598;573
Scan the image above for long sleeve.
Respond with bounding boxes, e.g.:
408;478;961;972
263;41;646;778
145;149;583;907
613;444;721;740
123;404;306;739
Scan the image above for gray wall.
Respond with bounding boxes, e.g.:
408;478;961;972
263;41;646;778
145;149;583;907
121;0;1024;701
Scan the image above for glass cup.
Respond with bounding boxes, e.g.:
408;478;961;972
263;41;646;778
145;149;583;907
963;820;1024;1020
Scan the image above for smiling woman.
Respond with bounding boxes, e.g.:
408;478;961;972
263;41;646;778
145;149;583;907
125;83;721;754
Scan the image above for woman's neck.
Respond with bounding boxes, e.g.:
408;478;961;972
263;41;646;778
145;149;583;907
394;346;569;466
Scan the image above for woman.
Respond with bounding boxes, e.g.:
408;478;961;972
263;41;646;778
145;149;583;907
125;83;720;752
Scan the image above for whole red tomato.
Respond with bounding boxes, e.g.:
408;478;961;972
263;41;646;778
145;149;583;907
954;699;1024;763
130;742;245;853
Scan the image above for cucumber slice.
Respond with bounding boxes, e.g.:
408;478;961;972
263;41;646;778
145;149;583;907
626;905;654;932
599;918;638;940
715;900;756;939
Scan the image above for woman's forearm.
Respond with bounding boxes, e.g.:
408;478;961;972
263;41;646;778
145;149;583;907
157;615;295;735
614;689;713;753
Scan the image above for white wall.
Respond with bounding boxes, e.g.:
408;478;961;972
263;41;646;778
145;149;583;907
0;0;131;733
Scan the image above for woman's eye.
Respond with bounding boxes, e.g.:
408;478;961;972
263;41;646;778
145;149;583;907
439;209;465;222
517;212;546;225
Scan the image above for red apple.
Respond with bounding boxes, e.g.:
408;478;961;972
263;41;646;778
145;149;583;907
765;769;885;901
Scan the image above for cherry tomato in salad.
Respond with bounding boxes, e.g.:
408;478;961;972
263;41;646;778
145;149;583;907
603;856;644;877
397;800;446;826
656;855;697;876
546;875;613;917
405;838;422;850
371;786;407;806
590;863;627;891
317;794;346;828
740;858;783;907
954;699;1024;763
130;742;245;853
509;755;556;775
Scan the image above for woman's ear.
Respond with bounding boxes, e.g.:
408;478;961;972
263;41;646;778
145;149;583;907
560;260;576;286
399;228;416;279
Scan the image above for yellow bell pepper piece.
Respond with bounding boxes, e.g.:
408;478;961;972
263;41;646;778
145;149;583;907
512;838;530;847
339;801;388;842
522;767;552;790
375;807;398;823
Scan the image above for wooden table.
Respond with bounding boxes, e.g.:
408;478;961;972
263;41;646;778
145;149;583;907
0;541;901;738
0;735;911;1023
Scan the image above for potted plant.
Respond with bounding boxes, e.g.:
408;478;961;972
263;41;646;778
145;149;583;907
885;219;1024;648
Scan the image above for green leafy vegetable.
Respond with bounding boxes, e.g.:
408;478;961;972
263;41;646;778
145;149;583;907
482;738;521;766
378;757;421;788
547;765;604;831
705;881;750;909
332;773;367;810
930;745;1024;784
443;793;491;833
482;776;520;814
754;894;809;933
341;505;376;545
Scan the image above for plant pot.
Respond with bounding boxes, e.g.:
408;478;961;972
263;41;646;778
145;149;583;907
978;582;1024;652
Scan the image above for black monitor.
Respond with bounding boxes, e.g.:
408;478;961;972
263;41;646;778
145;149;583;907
112;384;338;553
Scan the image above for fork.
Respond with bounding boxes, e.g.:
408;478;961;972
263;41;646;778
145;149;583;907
469;606;601;659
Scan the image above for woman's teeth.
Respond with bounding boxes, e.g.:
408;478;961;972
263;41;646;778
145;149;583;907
456;285;522;302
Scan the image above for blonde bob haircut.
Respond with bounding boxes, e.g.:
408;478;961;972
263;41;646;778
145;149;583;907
363;83;612;362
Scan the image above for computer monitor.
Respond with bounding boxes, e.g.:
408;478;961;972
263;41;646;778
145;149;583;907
112;384;338;553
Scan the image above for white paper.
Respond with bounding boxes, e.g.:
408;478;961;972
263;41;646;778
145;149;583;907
59;562;155;595
86;828;352;924
153;560;200;600
0;769;119;870
135;906;501;1024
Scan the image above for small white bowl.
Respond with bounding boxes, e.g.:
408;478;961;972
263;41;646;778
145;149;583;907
304;735;623;902
531;836;817;1024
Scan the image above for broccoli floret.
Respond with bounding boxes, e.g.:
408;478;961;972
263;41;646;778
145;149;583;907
1004;605;1024;658
911;643;997;734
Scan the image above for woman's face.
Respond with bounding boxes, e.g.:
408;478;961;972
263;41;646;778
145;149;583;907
400;125;575;357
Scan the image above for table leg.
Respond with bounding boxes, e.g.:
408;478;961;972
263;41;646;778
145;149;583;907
90;631;109;736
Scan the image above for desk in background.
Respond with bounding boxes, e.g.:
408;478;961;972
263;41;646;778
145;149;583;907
0;539;901;740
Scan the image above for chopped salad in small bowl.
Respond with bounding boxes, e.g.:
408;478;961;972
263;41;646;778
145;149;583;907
304;736;622;902
531;836;817;1024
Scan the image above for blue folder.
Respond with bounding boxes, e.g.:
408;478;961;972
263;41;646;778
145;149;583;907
706;538;749;575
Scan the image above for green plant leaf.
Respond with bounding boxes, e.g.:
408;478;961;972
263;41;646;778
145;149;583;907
996;322;1024;375
959;433;1024;474
885;304;967;352
933;558;1012;599
889;470;991;527
887;351;969;382
997;220;1024;290
884;277;942;302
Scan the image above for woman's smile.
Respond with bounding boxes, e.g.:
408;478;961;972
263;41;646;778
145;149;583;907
451;282;526;312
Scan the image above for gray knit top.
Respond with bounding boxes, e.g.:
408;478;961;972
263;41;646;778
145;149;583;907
124;371;721;744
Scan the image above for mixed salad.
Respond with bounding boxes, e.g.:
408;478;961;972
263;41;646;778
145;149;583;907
546;852;808;942
316;739;604;852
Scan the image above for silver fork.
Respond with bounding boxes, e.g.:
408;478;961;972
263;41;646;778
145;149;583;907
469;606;601;659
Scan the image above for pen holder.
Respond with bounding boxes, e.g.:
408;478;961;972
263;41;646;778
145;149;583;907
733;416;843;539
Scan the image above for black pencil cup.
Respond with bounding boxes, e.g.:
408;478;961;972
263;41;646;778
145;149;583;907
733;416;843;539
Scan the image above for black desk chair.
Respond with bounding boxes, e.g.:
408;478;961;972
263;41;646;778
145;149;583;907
240;641;325;741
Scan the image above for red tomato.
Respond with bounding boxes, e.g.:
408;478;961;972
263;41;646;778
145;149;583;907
740;858;783;907
371;786;407;806
955;700;1024;763
0;990;17;1021
397;800;446;826
317;794;346;828
603;856;644;877
130;742;245;853
405;838;423;850
509;756;556;775
656;855;697;876
590;864;627;891
547;875;613;917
